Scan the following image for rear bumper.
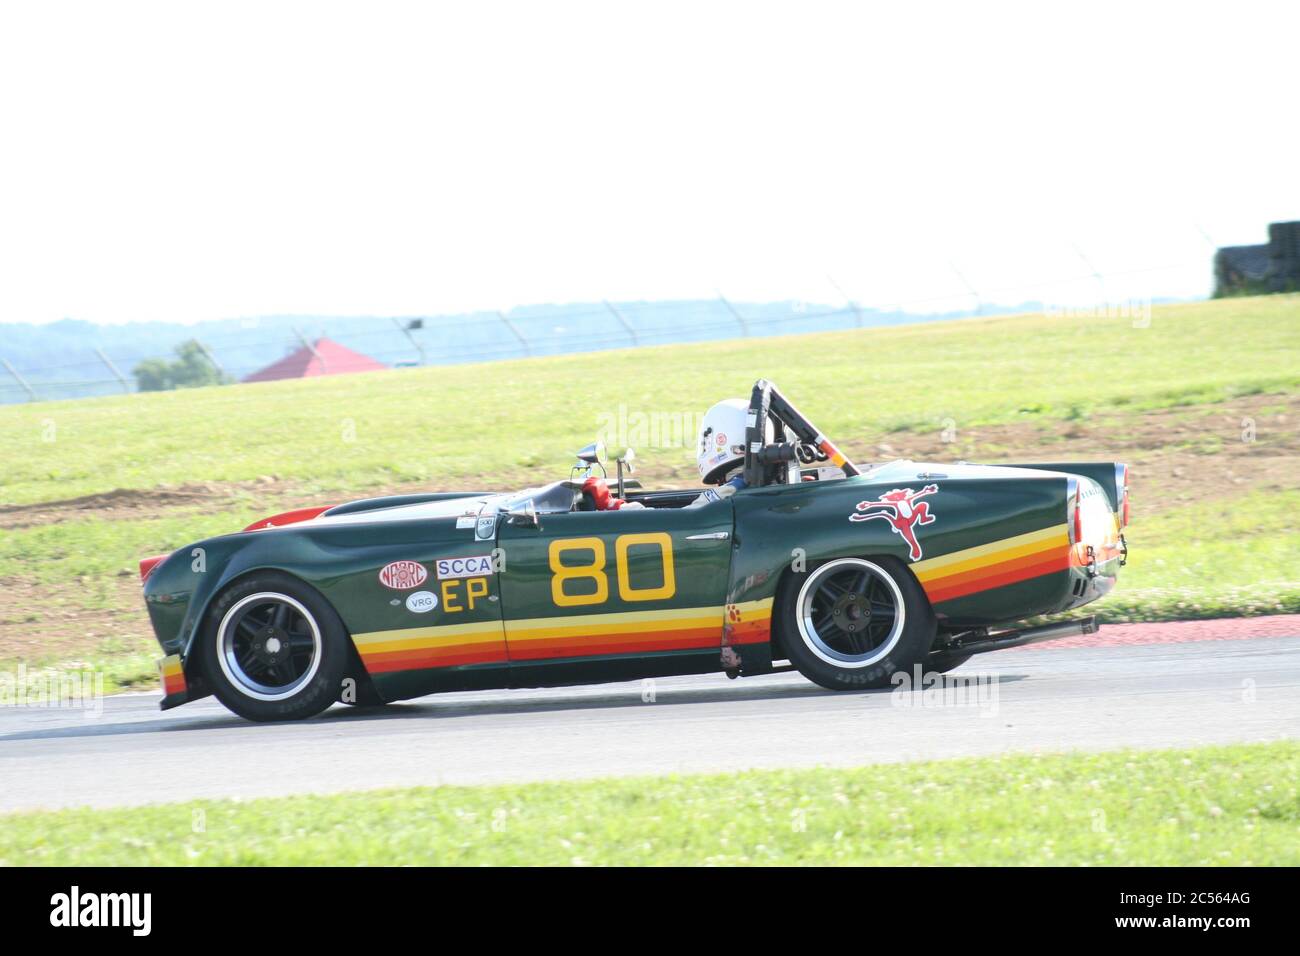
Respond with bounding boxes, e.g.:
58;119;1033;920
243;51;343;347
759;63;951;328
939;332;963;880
158;654;190;710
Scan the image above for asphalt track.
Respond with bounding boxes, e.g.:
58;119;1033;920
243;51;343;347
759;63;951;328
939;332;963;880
2;628;1299;812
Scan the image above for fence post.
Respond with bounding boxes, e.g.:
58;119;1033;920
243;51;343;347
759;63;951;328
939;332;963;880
195;340;228;379
826;276;863;328
94;348;131;392
391;318;428;365
1072;243;1106;305
291;327;324;372
948;260;983;316
1;358;37;402
496;312;531;357
602;300;639;347
717;294;750;337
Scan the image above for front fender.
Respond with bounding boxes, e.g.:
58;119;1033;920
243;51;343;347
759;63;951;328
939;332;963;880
143;531;340;664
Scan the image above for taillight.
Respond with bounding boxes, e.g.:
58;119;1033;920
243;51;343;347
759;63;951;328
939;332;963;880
1118;464;1130;528
1072;484;1084;544
140;554;166;583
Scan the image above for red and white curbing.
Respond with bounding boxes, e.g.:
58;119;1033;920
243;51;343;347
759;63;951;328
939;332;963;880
1022;614;1300;650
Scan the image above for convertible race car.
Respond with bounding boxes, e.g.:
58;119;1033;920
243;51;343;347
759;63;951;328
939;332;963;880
142;380;1129;721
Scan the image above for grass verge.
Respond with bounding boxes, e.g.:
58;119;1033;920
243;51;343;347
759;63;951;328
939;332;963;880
3;741;1297;865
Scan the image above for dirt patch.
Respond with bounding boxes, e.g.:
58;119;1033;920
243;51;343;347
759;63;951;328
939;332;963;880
0;479;288;530
836;391;1299;517
4;393;1294;534
0;575;153;666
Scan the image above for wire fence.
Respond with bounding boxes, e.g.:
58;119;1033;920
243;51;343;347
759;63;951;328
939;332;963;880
0;255;1209;405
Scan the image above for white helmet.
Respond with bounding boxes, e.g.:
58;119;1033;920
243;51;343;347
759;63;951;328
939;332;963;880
697;398;771;484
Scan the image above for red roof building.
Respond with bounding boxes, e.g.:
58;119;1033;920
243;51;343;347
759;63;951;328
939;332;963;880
242;338;386;383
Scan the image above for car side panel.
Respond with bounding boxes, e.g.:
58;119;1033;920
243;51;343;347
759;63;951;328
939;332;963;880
144;515;513;704
725;474;1087;669
496;502;735;684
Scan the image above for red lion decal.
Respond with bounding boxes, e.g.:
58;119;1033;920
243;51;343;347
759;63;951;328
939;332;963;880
848;484;939;560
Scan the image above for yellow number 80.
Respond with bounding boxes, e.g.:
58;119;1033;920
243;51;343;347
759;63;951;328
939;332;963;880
549;537;609;607
548;533;676;607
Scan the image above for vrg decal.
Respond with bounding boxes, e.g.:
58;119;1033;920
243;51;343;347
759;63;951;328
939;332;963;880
848;484;938;560
405;590;438;613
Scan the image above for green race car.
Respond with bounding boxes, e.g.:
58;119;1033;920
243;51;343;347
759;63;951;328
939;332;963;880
142;380;1129;722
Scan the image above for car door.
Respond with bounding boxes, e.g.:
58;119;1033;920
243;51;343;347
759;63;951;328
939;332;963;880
496;498;734;680
320;509;511;695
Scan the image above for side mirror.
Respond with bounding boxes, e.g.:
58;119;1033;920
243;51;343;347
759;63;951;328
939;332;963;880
615;447;636;498
575;441;607;466
505;499;540;529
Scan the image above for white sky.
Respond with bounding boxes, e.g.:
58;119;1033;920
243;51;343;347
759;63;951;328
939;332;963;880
1;0;1296;324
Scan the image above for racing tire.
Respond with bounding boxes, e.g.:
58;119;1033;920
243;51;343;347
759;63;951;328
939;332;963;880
924;651;973;675
198;572;351;722
339;677;388;708
776;556;936;691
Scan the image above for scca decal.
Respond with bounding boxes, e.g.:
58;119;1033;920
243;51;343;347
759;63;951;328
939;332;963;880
436;555;495;580
378;560;428;590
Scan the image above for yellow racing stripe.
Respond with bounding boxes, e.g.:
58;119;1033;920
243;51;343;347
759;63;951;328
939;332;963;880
911;524;1068;581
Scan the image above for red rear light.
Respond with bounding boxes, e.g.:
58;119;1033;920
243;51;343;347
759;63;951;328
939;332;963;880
140;554;166;583
1119;465;1130;527
1072;484;1084;544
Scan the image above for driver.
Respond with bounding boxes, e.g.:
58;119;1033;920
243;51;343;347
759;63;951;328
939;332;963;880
582;398;765;510
688;398;764;506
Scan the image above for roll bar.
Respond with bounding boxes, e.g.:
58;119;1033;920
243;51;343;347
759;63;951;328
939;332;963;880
742;379;860;487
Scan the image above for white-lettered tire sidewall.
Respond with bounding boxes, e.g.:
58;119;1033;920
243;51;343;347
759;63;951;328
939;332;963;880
776;555;936;690
199;572;350;722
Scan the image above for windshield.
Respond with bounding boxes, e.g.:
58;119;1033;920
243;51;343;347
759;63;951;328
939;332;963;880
497;480;578;516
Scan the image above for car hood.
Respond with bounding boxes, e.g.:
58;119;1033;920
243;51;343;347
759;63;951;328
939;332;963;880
307;493;500;527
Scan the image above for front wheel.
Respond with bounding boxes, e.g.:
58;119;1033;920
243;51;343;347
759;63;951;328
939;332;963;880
199;573;351;722
776;556;936;690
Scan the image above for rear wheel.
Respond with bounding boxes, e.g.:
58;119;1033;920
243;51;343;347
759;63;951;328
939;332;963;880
199;573;350;722
777;556;936;690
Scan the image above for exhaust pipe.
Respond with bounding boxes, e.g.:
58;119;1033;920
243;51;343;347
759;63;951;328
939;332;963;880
940;616;1098;657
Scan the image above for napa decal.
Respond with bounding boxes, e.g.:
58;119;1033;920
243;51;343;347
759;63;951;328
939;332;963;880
378;560;428;590
848;484;938;561
435;555;495;580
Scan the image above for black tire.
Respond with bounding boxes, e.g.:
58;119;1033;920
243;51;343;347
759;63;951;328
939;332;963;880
339;676;388;707
775;555;936;690
198;572;351;722
925;651;973;675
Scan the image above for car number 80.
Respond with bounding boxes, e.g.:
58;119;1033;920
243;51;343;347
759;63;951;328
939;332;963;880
548;533;676;607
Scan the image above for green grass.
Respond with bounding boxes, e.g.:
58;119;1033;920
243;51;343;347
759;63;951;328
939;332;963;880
1095;489;1300;622
2;296;1297;506
1;295;1298;679
3;742;1296;865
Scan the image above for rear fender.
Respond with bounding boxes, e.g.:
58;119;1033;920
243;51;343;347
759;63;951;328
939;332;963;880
729;474;1076;632
1000;461;1128;528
